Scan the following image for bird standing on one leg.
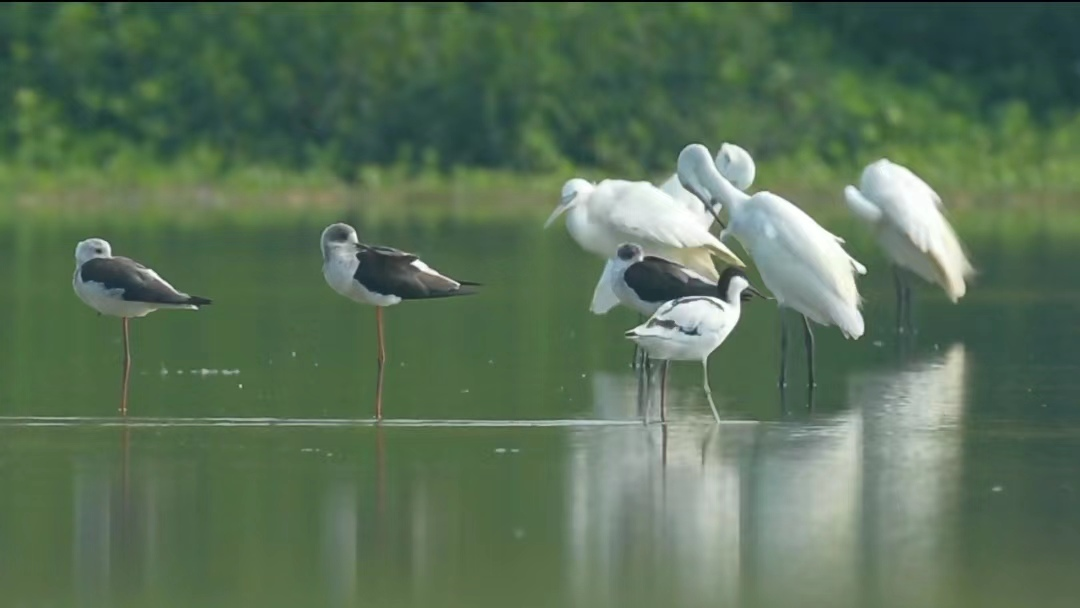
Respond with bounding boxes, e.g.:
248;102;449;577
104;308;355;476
72;238;213;415
320;223;481;421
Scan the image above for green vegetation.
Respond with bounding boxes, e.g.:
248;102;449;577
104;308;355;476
1;2;1079;219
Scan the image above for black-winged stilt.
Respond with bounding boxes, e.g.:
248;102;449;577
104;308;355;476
320;222;481;421
73;237;213;415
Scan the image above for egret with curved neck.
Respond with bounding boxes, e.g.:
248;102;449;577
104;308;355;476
658;142;757;229
677;143;867;389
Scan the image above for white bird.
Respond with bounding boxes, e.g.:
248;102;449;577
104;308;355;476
543;177;746;316
320;223;481;420
677;143;867;388
843;158;975;332
73;238;213;415
625;267;763;424
658;142;757;229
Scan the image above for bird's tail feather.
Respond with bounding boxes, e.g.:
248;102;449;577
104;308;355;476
667;247;721;281
704;241;747;269
186;295;212;307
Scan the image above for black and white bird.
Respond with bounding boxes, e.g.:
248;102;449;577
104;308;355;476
73;237;213;415
593;242;762;377
625;266;765;424
595;242;759;318
320;222;481;420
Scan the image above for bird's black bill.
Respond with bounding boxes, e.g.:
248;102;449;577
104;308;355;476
706;201;727;230
746;285;771;300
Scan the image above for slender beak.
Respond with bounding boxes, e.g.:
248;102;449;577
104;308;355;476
706;199;727;230
543;192;577;230
746;284;771;300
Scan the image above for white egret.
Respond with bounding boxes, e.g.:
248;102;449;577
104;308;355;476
843;158;975;332
677;143;867;388
73;238;213;415
321;223;481;420
658;142;757;228
543;177;746;315
625;267;764;423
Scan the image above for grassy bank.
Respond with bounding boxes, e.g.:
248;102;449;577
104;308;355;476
2;152;1079;225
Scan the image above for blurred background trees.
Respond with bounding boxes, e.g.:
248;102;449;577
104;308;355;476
1;2;1077;184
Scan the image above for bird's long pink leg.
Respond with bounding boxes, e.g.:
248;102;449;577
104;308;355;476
120;317;131;416
375;307;385;421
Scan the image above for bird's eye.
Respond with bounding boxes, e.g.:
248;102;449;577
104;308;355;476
95;248;102;254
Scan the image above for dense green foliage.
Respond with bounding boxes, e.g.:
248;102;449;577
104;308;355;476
2;2;1079;189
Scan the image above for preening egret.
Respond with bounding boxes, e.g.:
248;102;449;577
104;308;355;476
658;142;757;228
677;143;867;388
844;158;975;333
544;177;746;316
73;238;213;415
321;223;481;420
625;266;765;423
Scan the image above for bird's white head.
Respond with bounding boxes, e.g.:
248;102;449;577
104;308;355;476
677;143;749;222
321;222;360;261
544;178;594;230
75;238;113;265
715;143;756;191
613;242;646;270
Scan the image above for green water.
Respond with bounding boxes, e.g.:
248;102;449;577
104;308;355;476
1;218;1079;608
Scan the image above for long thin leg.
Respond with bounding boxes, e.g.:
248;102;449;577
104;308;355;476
659;361;669;423
642;354;654;424
893;265;905;334
632;314;645;369
702;359;720;424
636;350;647;422
904;281;915;335
120;317;131;416
778;312;789;388
375;307;386;421
802;314;816;388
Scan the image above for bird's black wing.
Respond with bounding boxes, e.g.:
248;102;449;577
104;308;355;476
354;246;480;300
80;257;210;306
623;256;716;303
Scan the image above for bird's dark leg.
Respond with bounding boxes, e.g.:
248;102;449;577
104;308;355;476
904;280;915;335
632;314;645;370
893;266;906;334
637;351;648;422
778;312;789;388
802;314;817;388
375;306;386;421
120;317;131;416
659;361;669;423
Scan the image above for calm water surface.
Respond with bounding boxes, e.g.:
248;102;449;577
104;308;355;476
0;218;1079;608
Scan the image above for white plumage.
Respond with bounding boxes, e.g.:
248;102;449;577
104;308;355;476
844;158;974;303
677;143;867;387
627;296;741;362
544;177;746;314
625;268;758;423
657;142;757;229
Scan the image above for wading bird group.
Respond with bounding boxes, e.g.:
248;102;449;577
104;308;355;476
73;142;974;423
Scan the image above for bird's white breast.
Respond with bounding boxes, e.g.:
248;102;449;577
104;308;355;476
72;267;159;318
322;254;402;307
